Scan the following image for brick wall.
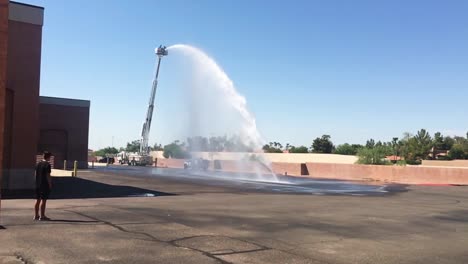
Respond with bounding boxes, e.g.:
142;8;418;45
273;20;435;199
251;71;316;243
156;158;185;168
0;0;9;189
270;162;305;176
38;101;90;169
155;158;307;176
7;19;42;171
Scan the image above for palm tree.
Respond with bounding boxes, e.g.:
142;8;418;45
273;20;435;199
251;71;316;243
392;137;399;158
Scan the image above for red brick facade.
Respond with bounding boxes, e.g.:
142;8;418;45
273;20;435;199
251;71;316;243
1;2;89;190
1;1;43;189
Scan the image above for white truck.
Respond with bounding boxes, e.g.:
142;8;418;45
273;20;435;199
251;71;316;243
116;151;152;166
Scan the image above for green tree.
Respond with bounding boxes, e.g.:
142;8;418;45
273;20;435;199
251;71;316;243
262;142;283;153
94;147;119;157
289;146;309;153
365;139;376;149
152;143;163;151
163;141;190;159
311;135;334;153
356;146;392;165
432;132;445;159
334;143;362;155
413;129;432;160
391;137;399;157
398;132;413;161
126;140;141;152
208;136;224;152
449;144;465;159
443;136;455;150
187;136;209;152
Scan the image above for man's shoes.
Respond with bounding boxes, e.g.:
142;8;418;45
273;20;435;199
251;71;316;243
33;216;40;221
39;216;51;221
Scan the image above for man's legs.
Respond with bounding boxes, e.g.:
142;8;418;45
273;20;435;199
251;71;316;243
34;198;40;219
40;199;47;218
34;188;41;220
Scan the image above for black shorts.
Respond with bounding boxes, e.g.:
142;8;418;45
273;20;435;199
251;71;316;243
35;187;51;200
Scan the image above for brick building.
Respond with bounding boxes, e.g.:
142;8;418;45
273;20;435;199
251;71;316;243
0;1;90;191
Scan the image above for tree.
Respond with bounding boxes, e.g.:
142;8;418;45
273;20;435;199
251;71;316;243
126;140;141;152
334;143;362;155
94;147;119;157
443;136;455;150
356;146;392;165
289;146;309;153
365;139;376;149
209;136;224;152
449;144;465;159
163;141;190;159
449;136;468;159
311;135;334;153
391;137;399;157
432;132;445;159
152;143;163;151
187;136;209;152
398;132;413;160
262;142;283;153
273;142;283;150
413;129;432;160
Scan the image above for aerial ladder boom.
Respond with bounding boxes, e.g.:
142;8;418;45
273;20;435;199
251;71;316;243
140;45;168;157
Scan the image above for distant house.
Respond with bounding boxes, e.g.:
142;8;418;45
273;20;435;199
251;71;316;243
385;155;403;162
428;147;449;159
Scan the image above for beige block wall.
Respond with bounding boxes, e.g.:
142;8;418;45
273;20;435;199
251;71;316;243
306;162;468;185
151;151;357;164
421;160;468;168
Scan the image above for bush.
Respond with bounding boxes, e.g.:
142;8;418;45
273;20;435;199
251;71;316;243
405;159;422;165
356;146;392;165
449;144;465;160
289;146;309;153
163;142;190;159
395;160;407;166
437;155;453;161
334;143;362;155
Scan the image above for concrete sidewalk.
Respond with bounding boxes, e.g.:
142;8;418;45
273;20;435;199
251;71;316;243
1;171;468;264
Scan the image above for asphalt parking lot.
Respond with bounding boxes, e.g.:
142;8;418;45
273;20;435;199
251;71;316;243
1;167;467;264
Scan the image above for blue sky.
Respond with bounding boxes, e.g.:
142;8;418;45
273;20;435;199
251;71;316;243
23;0;468;149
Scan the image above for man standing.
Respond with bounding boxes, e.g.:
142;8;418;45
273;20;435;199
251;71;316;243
34;151;52;221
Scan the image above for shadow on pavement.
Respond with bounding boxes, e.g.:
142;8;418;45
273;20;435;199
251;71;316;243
1;177;176;200
46;219;101;223
435;210;468;223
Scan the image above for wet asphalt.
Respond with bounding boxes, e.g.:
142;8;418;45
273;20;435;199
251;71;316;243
94;165;406;196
